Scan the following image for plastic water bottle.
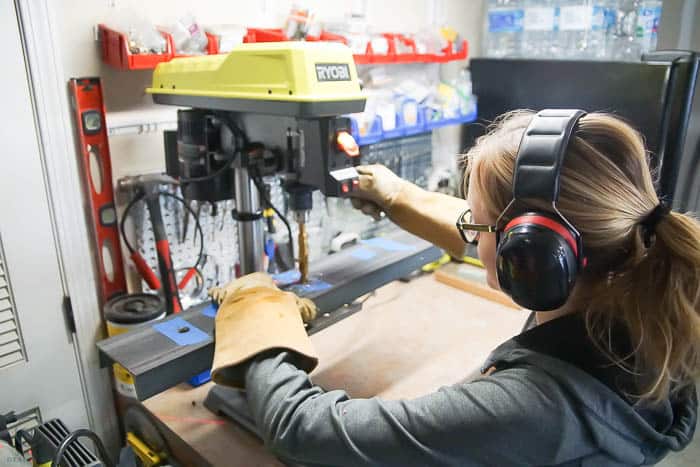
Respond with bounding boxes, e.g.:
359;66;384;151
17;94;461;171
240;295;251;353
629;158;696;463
484;0;524;57
558;0;595;59
588;0;616;59
636;0;662;55
522;0;558;58
612;0;641;61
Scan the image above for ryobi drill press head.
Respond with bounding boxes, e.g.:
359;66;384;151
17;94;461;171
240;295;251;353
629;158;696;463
147;41;366;280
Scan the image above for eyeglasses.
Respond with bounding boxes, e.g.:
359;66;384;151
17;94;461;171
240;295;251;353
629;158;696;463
456;208;498;243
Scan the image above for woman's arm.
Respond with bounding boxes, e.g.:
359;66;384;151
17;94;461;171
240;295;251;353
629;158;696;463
350;165;468;257
388;181;469;257
245;352;591;467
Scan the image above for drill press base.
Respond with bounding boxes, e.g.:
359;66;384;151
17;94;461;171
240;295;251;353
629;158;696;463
204;385;259;437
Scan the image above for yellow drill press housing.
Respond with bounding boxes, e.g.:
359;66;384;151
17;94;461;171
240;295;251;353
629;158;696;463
147;41;366;116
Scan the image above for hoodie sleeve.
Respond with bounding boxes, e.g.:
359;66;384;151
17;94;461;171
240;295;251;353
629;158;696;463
245;351;598;467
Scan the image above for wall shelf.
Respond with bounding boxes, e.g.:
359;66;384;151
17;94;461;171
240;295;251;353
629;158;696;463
98;24;468;71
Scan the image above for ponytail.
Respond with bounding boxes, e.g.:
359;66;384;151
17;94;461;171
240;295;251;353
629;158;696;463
589;210;700;402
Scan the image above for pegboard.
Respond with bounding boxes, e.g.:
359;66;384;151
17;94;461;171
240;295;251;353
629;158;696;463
133;186;238;308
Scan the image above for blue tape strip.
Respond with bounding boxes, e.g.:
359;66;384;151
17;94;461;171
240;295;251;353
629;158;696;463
272;269;301;287
265;238;276;260
362;237;415;252
287;279;333;295
350;247;377;261
201;303;218;318
153;317;210;346
188;369;211;387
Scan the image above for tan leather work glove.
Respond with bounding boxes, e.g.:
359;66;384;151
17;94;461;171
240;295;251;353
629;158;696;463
209;272;318;322
210;273;319;389
349;164;408;220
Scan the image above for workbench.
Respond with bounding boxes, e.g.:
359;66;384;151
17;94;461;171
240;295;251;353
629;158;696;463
142;274;528;466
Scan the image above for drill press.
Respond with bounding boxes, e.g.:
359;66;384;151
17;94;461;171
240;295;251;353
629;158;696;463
149;41;365;282
95;41;442;407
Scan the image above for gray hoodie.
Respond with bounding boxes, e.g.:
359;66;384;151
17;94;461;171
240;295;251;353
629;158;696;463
244;314;697;466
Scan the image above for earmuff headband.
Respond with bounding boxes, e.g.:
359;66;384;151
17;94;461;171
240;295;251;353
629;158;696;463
512;109;587;203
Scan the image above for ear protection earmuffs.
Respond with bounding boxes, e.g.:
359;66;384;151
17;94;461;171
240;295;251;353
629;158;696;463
496;109;587;311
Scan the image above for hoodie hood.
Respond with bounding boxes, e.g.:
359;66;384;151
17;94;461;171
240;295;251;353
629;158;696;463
482;313;698;465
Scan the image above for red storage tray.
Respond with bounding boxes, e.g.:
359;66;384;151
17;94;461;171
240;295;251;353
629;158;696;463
99;24;467;69
205;32;220;54
162;30;219;58
98;24;171;70
243;28;288;43
427;39;469;63
305;31;349;45
307;30;468;65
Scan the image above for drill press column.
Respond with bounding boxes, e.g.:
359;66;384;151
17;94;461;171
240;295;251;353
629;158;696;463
234;166;264;275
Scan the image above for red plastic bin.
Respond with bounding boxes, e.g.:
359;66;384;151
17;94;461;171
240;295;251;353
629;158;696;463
308;30;469;65
426;39;469;63
305;31;349;45
98;24;172;70
205;32;220;55
243;28;288;43
161;30;219;58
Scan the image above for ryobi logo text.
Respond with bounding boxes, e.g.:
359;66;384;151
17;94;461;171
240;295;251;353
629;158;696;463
315;63;351;82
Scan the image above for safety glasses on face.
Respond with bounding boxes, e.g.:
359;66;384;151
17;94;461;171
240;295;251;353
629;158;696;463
456;208;498;243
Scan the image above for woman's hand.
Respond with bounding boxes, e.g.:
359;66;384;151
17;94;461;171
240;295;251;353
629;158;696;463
208;272;276;305
209;272;317;322
210;273;319;388
349;164;407;220
349;164;470;257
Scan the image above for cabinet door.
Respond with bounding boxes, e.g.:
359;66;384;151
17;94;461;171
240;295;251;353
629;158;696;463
0;0;88;433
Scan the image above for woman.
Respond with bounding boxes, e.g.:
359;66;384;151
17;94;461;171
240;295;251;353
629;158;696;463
210;110;699;466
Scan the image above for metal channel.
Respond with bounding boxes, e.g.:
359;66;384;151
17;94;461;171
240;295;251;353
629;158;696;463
97;230;441;400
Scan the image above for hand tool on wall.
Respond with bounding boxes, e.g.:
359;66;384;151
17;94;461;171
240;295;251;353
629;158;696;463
119;174;204;314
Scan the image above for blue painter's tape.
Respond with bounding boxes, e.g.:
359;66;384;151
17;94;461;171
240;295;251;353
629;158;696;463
272;269;301;287
188;369;211;387
265;238;276;260
202;303;218;318
350;247;376;261
362;237;415;252
153;317;210;346
287;279;333;295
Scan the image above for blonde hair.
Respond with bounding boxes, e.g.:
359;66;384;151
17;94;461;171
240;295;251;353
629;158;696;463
466;110;700;403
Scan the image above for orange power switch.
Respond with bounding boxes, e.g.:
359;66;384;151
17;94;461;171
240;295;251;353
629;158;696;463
337;131;359;157
341;182;350;194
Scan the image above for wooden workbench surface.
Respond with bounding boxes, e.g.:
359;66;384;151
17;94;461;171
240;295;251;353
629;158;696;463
143;274;527;466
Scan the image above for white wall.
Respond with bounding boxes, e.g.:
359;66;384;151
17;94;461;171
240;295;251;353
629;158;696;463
52;0;485;179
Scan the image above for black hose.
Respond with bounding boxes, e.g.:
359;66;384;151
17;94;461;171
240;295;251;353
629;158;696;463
160;192;206;269
13;429;30;456
52;428;114;467
119;192;145;254
120;191;206;281
251;172;295;262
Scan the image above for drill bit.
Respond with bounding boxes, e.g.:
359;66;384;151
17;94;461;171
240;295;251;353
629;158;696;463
298;221;309;283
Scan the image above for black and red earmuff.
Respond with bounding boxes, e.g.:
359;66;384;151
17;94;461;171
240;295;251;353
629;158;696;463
495;109;587;311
